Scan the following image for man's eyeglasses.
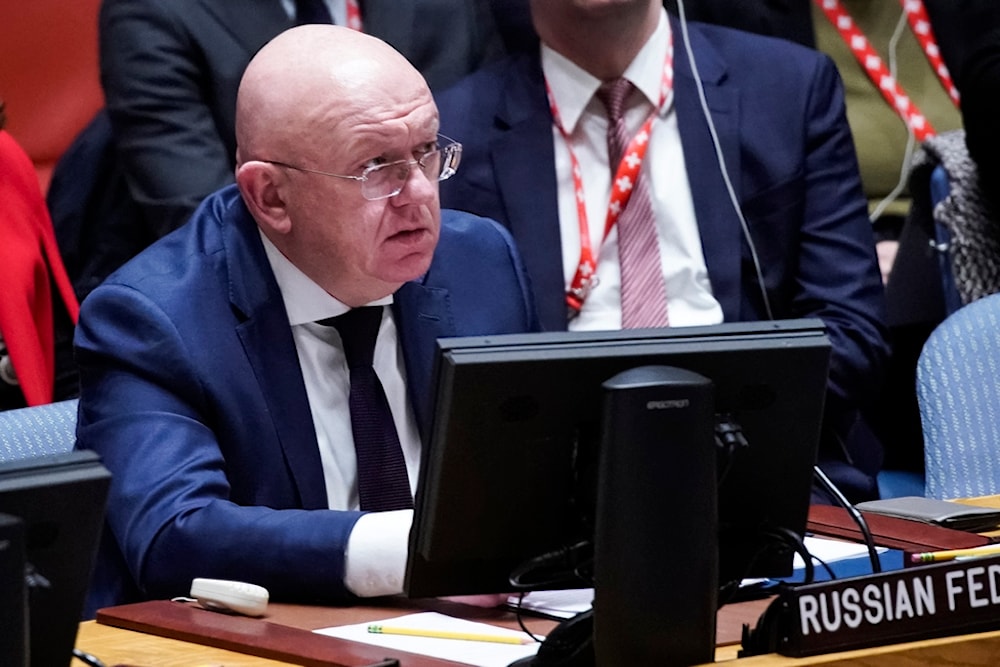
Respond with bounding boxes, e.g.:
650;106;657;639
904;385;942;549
261;135;462;201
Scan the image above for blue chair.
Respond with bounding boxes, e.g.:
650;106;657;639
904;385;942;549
876;469;925;499
917;293;1000;499
928;164;963;317
0;398;79;462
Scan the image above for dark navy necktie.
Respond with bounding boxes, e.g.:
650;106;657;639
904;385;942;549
295;0;334;24
321;306;413;511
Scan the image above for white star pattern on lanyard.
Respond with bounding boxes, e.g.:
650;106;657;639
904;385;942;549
615;175;635;194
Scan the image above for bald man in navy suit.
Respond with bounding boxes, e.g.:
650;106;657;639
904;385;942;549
77;25;537;615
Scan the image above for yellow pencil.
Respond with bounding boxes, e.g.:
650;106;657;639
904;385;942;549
367;624;534;645
910;544;1000;563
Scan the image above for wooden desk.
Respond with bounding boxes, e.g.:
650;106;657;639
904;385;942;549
75;496;1000;666
80;599;558;667
957;494;1000;539
74;621;289;666
710;628;1000;665
76;609;1000;667
75;601;740;666
955;494;1000;509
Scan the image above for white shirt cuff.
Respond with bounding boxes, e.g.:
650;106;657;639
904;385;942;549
343;509;413;597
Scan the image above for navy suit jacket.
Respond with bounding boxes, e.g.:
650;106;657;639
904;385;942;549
75;185;538;612
436;18;888;456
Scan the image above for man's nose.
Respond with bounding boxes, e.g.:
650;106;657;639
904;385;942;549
390;160;437;203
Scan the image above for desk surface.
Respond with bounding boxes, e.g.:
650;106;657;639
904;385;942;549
75;621;289;667
711;629;1000;665
76;496;1000;666
82;598;558;667
76;611;1000;667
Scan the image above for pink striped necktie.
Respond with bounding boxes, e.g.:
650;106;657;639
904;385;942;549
596;78;669;329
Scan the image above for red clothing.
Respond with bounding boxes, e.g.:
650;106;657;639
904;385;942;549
0;130;79;405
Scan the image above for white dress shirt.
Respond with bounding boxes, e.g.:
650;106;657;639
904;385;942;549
261;232;418;597
541;8;724;331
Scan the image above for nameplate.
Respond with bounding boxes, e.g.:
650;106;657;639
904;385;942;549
767;554;1000;656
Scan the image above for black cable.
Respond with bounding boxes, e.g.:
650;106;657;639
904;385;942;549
813;464;882;574
508;540;593;591
511;592;547;643
768;525;815;585
812;555;837;581
764;525;838;583
717;524;815;607
714;413;748;485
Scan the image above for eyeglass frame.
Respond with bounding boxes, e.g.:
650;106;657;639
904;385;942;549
258;134;462;201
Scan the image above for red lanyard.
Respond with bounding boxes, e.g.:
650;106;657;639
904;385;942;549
815;0;959;143
546;38;674;314
346;0;362;31
347;0;361;32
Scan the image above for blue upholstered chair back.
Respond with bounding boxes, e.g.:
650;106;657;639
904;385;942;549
0;398;79;462
917;293;1000;499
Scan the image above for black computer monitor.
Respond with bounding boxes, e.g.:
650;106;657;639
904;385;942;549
406;318;831;599
0;450;111;667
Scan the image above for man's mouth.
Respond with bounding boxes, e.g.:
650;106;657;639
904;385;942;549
388;227;429;244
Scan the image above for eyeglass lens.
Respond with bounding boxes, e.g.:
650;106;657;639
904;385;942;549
361;143;460;200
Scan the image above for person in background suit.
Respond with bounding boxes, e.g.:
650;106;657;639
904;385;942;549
99;0;509;238
75;24;538;615
436;0;889;500
660;0;995;278
954;20;1000;207
0;100;79;410
658;0;1000;476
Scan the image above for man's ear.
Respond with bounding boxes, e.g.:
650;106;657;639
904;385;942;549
236;161;292;234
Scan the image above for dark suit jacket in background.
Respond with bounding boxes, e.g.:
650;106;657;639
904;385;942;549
75;185;538;614
98;0;507;238
662;0;989;78
435;17;889;484
660;0;1000;473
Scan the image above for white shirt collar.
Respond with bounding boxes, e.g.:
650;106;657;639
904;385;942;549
540;8;671;134
258;229;392;326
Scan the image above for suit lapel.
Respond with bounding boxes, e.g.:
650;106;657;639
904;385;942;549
392;282;452;439
671;16;744;322
494;56;567;331
200;0;293;54
223;196;328;509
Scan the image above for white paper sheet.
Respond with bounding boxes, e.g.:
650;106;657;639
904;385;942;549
795;535;887;569
315;611;541;667
507;588;594;619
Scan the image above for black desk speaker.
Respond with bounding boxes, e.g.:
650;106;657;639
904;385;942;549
593;366;718;666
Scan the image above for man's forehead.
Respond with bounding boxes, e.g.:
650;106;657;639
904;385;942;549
335;104;440;146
